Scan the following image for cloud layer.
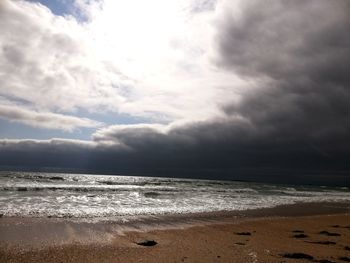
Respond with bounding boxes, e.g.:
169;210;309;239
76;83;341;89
0;0;243;127
0;104;102;131
217;0;350;147
0;0;125;113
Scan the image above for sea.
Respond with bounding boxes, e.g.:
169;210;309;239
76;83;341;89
0;171;349;220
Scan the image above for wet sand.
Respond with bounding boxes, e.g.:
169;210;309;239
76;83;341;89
1;202;350;262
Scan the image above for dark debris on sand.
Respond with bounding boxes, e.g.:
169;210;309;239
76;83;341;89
317;260;336;263
293;234;308;238
305;241;336;245
292;230;305;233
136;240;157;246
280;252;314;260
319;231;341;236
235;232;251;236
339;257;350;262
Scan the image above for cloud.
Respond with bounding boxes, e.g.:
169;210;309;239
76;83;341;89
214;0;350;145
0;0;125;113
87;0;350;161
0;104;102;131
0;138;99;170
0;138;97;151
0;0;246;125
214;0;350;80
1;115;349;184
0;0;349;184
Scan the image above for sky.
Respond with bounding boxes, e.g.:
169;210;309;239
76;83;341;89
0;0;350;185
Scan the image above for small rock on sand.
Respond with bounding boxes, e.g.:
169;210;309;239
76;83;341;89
306;241;336;245
136;240;157;246
235;232;251;236
293;234;308;238
281;253;314;260
292;230;305;233
319;231;341;236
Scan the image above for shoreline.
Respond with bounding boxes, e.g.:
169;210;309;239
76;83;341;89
1;214;350;262
0;202;349;248
1;201;350;262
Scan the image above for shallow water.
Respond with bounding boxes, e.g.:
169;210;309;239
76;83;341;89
0;171;349;219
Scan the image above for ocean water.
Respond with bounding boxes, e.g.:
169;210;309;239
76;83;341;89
0;171;349;219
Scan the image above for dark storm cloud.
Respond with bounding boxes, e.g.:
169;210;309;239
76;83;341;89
216;0;350;80
216;0;350;148
1;0;350;185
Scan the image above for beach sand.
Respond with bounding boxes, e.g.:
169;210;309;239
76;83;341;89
1;203;350;262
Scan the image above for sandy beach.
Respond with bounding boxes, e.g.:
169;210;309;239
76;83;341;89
0;202;350;262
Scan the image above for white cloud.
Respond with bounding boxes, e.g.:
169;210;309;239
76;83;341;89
0;0;126;113
0;0;247;132
84;0;247;121
0;104;102;131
